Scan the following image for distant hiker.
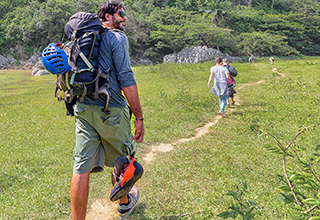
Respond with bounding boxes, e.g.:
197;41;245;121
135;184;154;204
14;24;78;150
70;1;145;220
249;54;255;63
208;56;230;118
222;59;237;106
269;57;275;64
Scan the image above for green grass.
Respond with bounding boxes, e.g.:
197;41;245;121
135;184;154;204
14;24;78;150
0;58;319;219
0;71;74;219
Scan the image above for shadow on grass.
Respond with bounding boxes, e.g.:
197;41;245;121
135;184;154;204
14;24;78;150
132;203;153;220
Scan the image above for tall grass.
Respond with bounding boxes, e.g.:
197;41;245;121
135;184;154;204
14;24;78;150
0;57;319;219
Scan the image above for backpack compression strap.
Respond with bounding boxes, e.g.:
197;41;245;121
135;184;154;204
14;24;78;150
77;68;110;112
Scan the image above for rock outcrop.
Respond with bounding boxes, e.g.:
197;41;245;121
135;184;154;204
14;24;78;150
163;46;242;64
0;46;44;71
0;55;21;69
31;60;50;76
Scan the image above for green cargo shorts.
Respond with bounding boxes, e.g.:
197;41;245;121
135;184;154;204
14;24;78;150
73;102;134;174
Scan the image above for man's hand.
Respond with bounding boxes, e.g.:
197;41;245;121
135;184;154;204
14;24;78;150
132;120;144;143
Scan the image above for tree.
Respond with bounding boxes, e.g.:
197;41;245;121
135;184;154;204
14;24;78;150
75;0;101;13
227;5;265;34
284;12;320;55
150;24;187;54
124;9;151;58
0;0;75;57
149;7;189;54
249;0;253;7
1;0;320;61
237;31;299;56
202;0;231;27
286;0;320;16
0;0;29;19
271;0;274;14
183;21;237;54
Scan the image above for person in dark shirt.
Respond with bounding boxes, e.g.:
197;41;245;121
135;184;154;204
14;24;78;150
222;59;237;106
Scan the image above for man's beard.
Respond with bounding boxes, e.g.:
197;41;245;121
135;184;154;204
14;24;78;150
114;20;125;31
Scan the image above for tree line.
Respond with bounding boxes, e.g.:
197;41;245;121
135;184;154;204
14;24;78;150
1;0;319;63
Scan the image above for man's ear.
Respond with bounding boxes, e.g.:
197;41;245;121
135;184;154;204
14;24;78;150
105;13;112;22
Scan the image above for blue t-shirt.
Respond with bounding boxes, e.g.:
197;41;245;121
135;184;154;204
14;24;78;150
82;29;136;107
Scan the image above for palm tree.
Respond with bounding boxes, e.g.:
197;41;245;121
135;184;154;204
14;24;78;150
202;0;231;27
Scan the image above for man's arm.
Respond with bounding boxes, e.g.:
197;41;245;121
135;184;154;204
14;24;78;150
225;72;230;80
122;85;145;143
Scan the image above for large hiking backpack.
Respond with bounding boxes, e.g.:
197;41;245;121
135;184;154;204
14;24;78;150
227;65;238;77
42;12;110;114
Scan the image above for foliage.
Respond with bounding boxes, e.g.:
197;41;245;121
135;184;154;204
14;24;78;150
218;182;257;219
201;0;232;27
237;31;299;56
0;0;30;19
285;13;320;55
286;0;320;16
123;9;150;59
1;0;320;61
263;128;320;219
149;8;189;54
228;6;320;56
227;6;265;34
0;0;75;57
184;22;237;53
252;0;320;15
149;8;236;58
74;0;101;12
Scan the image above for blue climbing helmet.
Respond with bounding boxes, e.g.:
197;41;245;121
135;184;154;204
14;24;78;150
42;43;71;75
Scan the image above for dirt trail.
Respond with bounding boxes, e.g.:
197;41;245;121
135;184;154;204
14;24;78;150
86;198;118;220
142;79;265;162
86;78;270;220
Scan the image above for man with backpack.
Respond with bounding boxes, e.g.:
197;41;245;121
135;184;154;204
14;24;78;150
70;1;144;219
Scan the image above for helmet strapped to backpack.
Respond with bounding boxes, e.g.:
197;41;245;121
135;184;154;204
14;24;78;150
42;43;72;75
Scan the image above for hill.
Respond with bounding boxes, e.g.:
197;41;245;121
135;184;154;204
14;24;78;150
0;0;319;63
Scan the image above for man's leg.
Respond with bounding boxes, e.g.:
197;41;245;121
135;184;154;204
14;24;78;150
117;186;140;219
71;171;91;220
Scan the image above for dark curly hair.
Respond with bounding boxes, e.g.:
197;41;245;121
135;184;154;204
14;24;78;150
97;0;125;21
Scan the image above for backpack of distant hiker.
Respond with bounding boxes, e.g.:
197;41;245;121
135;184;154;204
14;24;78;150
42;12;110;115
227;65;238;77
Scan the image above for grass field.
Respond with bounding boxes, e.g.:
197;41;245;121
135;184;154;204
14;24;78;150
1;57;319;219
